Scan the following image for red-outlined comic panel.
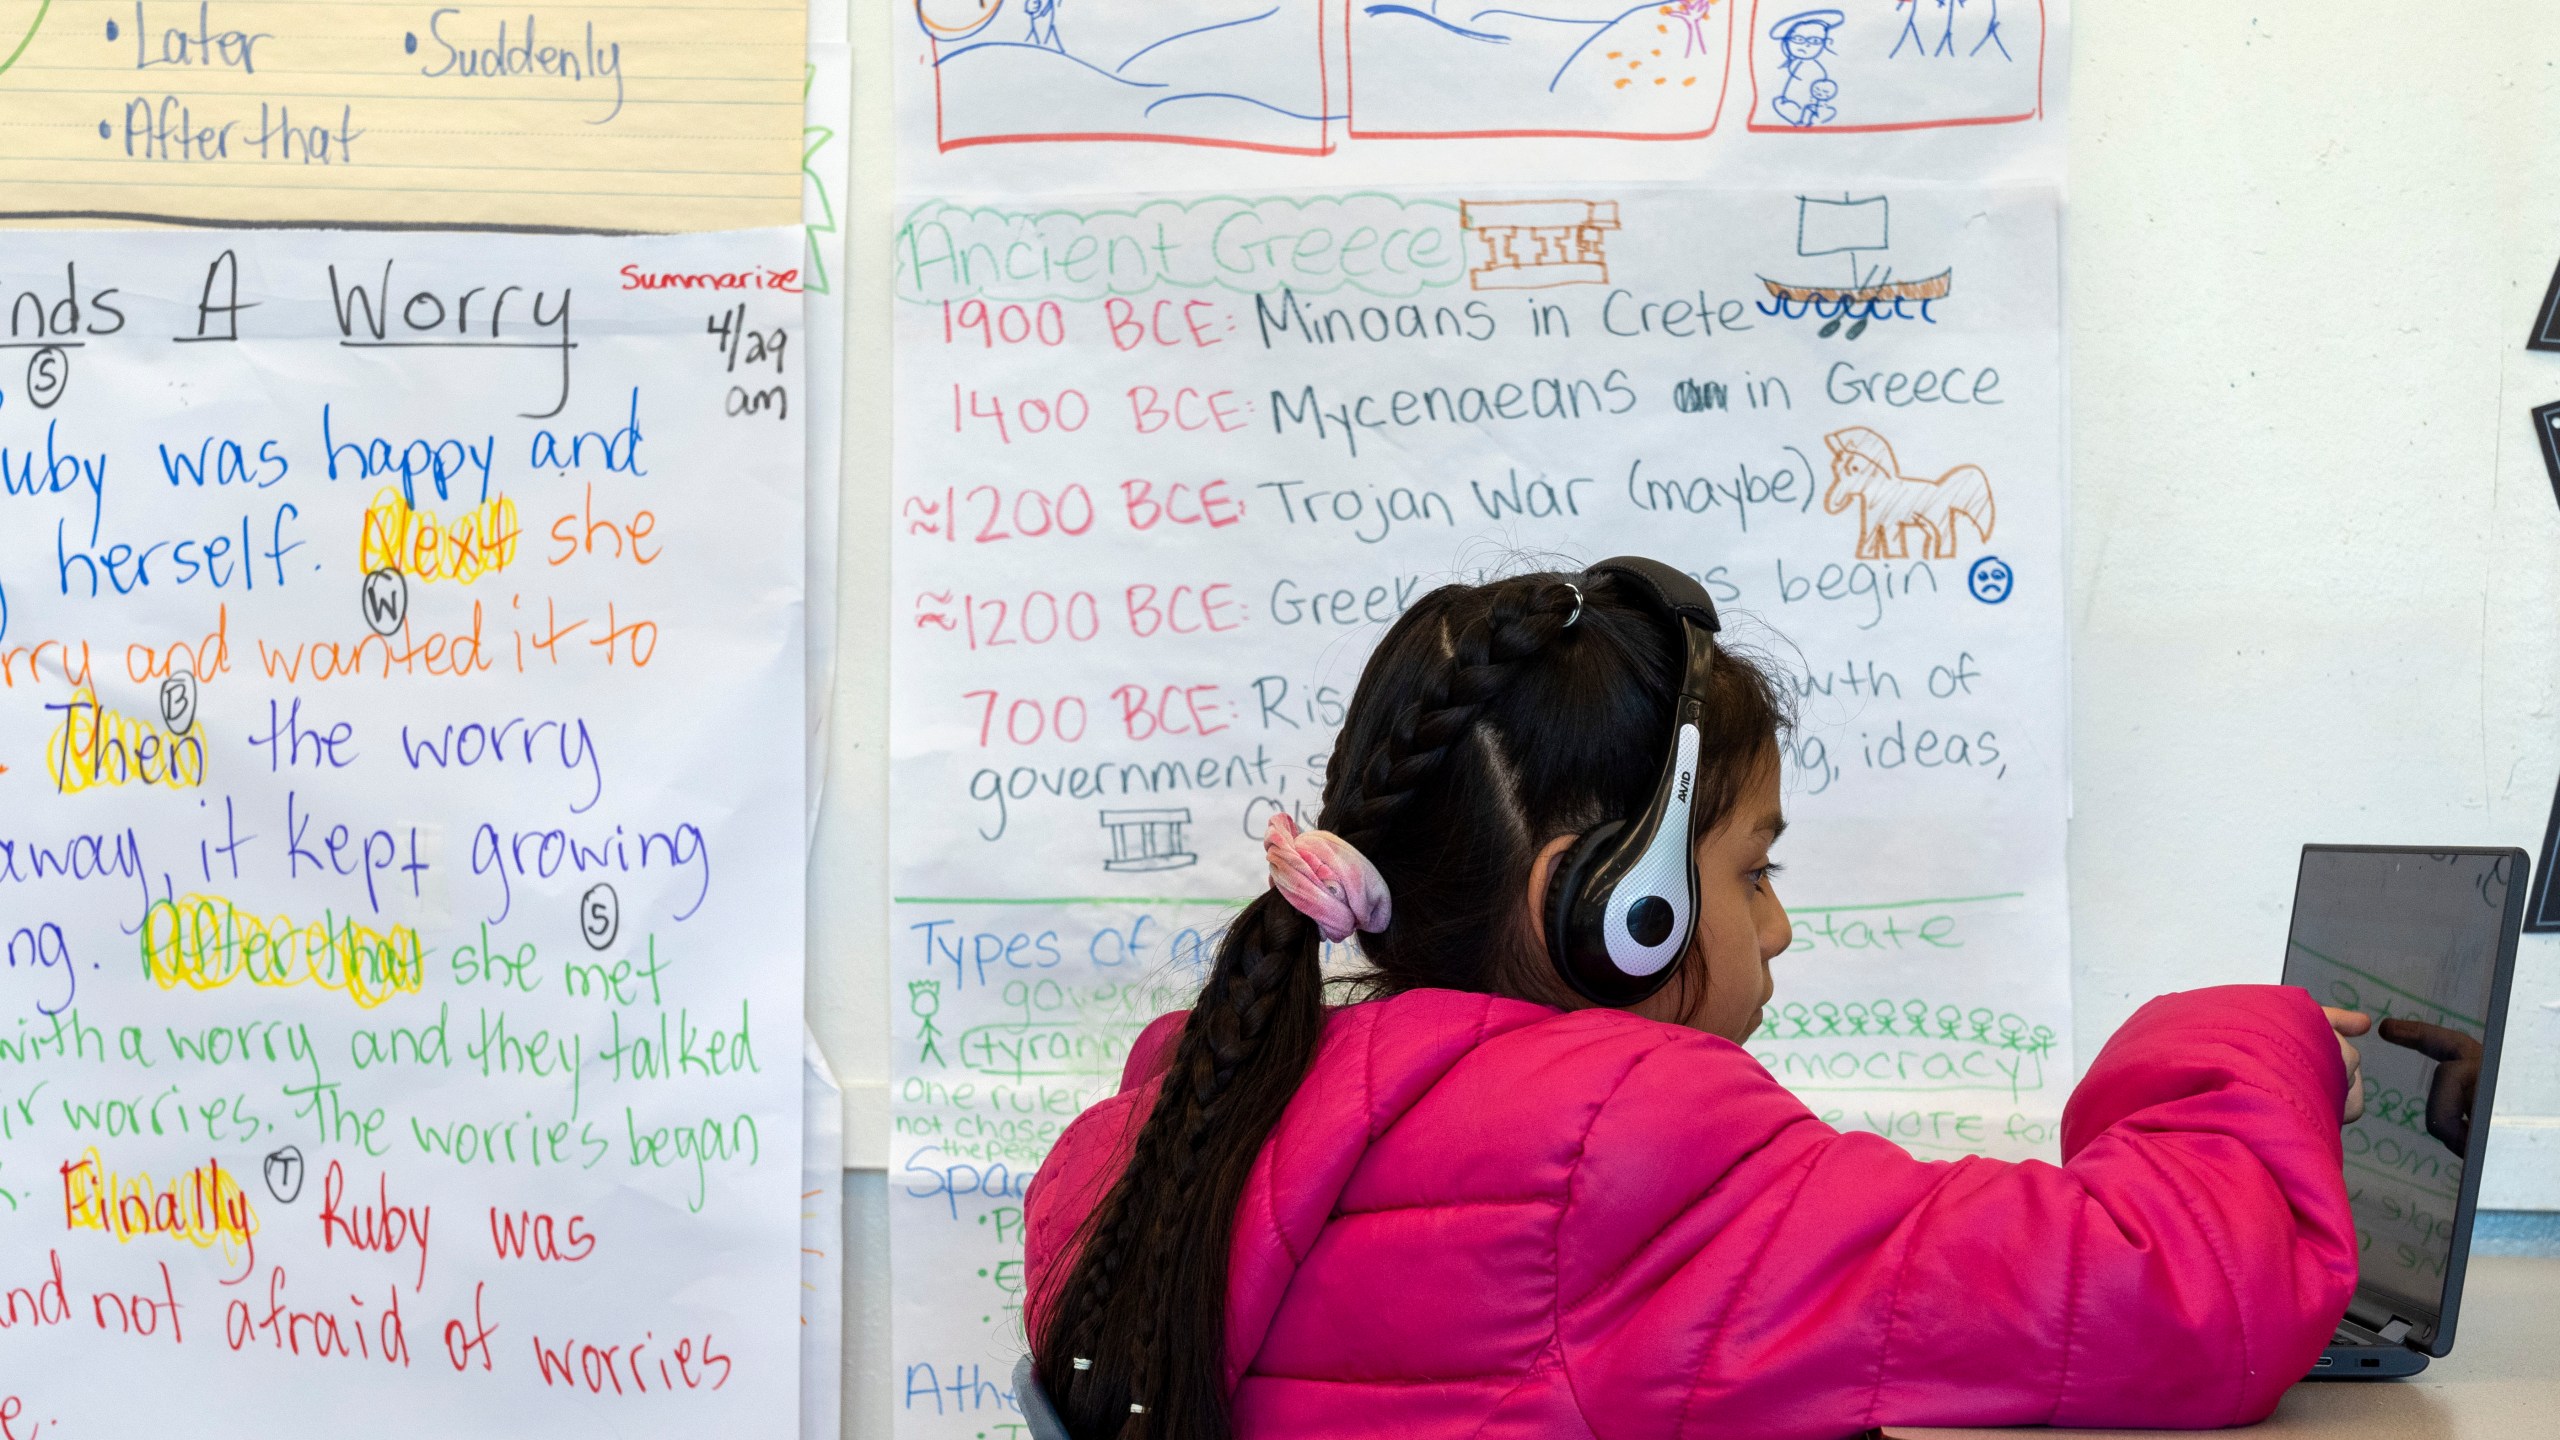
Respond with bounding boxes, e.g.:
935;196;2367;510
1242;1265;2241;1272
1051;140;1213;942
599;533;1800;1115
1347;0;1733;140
1745;0;2043;135
921;0;1335;155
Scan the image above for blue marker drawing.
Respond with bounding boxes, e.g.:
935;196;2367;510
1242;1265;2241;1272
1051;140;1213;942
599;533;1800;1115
1347;0;1731;137
922;0;1336;151
1767;8;1841;127
1967;555;2013;604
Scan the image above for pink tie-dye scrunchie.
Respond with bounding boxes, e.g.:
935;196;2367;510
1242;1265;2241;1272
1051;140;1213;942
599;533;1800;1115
1263;813;1392;943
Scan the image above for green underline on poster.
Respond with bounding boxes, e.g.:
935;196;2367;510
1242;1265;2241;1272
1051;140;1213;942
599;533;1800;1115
1788;892;2026;915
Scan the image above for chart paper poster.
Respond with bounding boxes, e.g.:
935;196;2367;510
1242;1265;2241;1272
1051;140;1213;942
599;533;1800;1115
887;183;2067;1433
897;0;2066;190
0;227;804;1433
0;1;804;229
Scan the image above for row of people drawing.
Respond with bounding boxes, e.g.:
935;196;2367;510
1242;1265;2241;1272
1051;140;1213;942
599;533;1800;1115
916;0;2044;155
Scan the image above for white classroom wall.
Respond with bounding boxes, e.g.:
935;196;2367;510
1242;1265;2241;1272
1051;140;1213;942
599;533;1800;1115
2062;3;2560;1202
820;0;2560;1428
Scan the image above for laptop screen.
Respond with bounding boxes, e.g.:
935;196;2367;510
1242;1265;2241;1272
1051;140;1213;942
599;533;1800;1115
2280;848;2518;1328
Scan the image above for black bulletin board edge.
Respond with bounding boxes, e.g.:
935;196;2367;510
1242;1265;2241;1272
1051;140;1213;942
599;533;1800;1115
2531;254;2560;352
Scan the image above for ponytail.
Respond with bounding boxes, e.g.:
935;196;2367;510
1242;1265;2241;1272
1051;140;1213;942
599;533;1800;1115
1037;891;1321;1436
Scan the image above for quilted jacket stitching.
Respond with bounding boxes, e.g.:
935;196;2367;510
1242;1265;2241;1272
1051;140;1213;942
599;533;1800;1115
2101;1025;2332;1138
1671;1137;1826;1440
1552;1037;1668;1439
2047;1186;2086;1425
2122;1132;2253;1422
1556;1096;1808;1314
1462;1343;1577;1440
1858;1159;1957;1430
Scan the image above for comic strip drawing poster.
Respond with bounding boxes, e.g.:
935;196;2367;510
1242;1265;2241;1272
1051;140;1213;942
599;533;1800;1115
0;228;804;1435
898;0;2066;189
888;184;2066;1435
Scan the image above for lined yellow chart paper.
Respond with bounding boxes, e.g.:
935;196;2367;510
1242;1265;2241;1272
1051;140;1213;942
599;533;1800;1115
0;0;802;230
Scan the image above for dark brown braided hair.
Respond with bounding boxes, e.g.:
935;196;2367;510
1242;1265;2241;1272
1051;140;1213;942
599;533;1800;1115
1031;568;1791;1438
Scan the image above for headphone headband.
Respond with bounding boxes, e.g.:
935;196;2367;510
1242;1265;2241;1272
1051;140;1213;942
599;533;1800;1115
1543;557;1722;1007
1586;556;1722;637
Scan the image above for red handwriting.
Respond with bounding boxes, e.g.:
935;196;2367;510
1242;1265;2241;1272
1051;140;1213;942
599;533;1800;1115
1104;298;1222;351
224;1266;411;1367
913;590;1100;652
904;482;1098;544
441;1280;498;1371
618;263;799;293
913;586;1247;649
1;1251;71;1331
488;1207;596;1262
941;299;1066;348
1122;478;1242;531
532;1328;731;1395
1113;684;1230;740
318;1161;433;1291
962;686;1232;745
964;692;1087;747
1127;385;1246;435
1125;583;1242;637
950;384;1090;444
91;1261;185;1345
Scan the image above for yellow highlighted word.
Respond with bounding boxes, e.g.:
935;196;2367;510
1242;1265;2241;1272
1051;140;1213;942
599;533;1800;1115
60;1148;258;1272
359;487;521;583
140;895;426;1010
44;685;204;794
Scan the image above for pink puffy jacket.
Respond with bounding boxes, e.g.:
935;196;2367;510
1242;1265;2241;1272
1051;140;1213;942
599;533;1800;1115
1025;984;2358;1438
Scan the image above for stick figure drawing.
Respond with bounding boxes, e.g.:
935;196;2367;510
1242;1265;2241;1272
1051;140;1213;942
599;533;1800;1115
1768;9;1842;127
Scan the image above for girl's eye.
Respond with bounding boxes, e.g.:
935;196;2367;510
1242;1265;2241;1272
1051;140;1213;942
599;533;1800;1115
1750;861;1785;891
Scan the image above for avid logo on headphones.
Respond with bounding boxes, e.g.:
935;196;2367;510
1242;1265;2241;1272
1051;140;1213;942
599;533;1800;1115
1675;767;1692;805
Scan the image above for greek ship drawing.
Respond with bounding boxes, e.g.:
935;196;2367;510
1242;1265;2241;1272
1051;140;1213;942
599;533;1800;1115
1757;194;1949;338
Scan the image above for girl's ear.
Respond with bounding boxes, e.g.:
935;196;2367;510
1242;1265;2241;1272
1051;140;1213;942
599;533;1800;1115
1522;834;1581;951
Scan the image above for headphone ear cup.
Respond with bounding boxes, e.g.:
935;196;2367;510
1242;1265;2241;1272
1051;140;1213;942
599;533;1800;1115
1544;821;1624;1000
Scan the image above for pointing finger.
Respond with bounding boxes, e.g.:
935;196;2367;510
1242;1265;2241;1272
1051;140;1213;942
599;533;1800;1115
2378;1018;2476;1065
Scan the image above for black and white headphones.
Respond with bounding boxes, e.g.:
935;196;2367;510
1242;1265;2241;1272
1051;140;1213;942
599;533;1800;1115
1541;556;1723;1008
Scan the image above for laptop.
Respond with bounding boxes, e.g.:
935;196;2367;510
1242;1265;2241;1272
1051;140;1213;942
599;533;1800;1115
2279;845;2527;1379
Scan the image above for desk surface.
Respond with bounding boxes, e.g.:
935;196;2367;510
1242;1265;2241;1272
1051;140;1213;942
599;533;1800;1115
1882;1255;2560;1439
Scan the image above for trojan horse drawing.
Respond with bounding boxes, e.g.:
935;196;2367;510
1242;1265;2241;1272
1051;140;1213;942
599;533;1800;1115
1821;425;1996;561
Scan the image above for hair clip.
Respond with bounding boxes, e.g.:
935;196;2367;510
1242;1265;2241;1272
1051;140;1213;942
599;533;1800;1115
1071;1357;1092;1370
1561;582;1584;628
1129;1403;1147;1414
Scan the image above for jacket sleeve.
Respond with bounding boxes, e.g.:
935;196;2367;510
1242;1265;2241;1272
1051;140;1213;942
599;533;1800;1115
1557;985;2358;1437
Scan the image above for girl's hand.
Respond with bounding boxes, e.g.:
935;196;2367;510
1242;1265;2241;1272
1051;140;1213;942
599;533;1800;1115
2376;1019;2482;1154
2324;1007;2370;1125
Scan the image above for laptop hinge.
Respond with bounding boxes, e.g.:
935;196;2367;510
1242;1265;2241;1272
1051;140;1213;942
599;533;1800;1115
2344;1298;2425;1347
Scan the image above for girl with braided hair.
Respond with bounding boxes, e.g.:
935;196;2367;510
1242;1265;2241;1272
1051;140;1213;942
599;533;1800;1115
1022;564;2363;1439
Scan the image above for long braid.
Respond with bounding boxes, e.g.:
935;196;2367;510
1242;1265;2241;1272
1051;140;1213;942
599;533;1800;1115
1332;580;1576;843
1035;578;1582;1439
